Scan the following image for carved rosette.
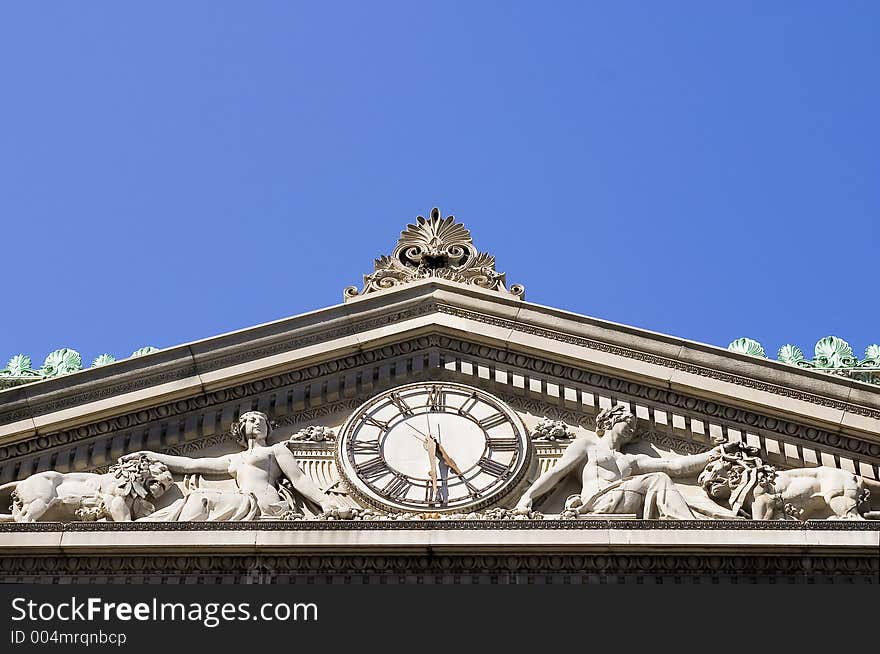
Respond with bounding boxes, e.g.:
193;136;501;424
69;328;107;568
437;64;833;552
344;208;524;300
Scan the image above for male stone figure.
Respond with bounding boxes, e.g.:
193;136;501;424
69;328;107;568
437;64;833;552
122;411;337;520
515;404;735;519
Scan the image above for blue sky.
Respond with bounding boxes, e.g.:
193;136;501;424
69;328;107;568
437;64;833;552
1;2;877;369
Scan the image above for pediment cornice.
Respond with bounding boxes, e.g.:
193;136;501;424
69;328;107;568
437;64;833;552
0;280;880;476
1;280;878;456
1;332;878;493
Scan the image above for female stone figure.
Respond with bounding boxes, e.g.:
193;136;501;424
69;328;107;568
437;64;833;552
122;411;337;521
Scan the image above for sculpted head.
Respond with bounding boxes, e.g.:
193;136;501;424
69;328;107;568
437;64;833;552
233;411;273;448
109;455;175;500
698;459;735;501
146;461;175;498
594;404;637;449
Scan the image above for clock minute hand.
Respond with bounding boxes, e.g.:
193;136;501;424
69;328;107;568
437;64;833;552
407;424;430;440
423;435;439;499
408;425;440;499
406;426;427;444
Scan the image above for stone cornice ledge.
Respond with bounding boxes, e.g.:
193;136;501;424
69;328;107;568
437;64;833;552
0;520;876;555
2;280;878;440
0;288;442;439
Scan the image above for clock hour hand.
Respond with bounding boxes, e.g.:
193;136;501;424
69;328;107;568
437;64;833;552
436;445;462;476
435;426;463;476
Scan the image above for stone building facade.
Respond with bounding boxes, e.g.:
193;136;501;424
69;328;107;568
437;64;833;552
0;210;877;583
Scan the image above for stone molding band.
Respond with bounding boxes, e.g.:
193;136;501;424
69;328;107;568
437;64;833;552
2;519;878;532
3;298;877;429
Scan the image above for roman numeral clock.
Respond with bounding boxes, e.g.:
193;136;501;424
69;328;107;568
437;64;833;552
337;383;531;513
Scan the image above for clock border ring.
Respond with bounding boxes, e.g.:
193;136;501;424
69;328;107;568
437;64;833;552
334;382;533;514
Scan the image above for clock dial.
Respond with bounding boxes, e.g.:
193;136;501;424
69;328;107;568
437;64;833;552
337;383;530;512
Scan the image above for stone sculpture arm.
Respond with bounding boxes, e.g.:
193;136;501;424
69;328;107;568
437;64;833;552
272;443;337;512
515;437;590;511
120;451;231;476
631;443;732;478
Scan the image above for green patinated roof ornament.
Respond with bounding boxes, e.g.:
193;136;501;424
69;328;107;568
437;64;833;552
0;354;41;378
91;354;116;367
39;348;83;377
776;344;805;365
131;346;159;357
812;336;858;369
730;336;880;385
727;337;767;358
0;346;160;389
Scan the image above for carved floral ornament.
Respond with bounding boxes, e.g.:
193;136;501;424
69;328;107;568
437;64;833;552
344;208;525;301
530;418;575;442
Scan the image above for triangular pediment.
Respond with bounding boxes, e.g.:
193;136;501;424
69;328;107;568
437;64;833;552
1;276;878;492
1;207;879;531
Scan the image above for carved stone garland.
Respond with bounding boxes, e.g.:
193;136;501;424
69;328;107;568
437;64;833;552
344;208;525;300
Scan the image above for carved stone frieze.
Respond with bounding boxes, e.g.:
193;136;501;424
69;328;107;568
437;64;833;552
0;551;875;582
3;334;878;491
0;455;174;523
1;413;339;523
315;506;544;521
344;209;524;301
8;404;880;522
638;429;709;456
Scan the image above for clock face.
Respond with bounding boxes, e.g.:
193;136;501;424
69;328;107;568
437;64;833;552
337;383;530;512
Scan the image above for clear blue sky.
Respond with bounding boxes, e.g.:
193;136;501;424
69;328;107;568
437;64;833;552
1;2;877;369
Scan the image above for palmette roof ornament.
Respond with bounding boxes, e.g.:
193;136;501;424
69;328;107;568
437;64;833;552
727;335;880;385
344;208;524;301
0;346;161;389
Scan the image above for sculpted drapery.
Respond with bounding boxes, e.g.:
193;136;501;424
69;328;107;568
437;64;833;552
2;405;877;523
515;405;739;519
122;411;337;521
